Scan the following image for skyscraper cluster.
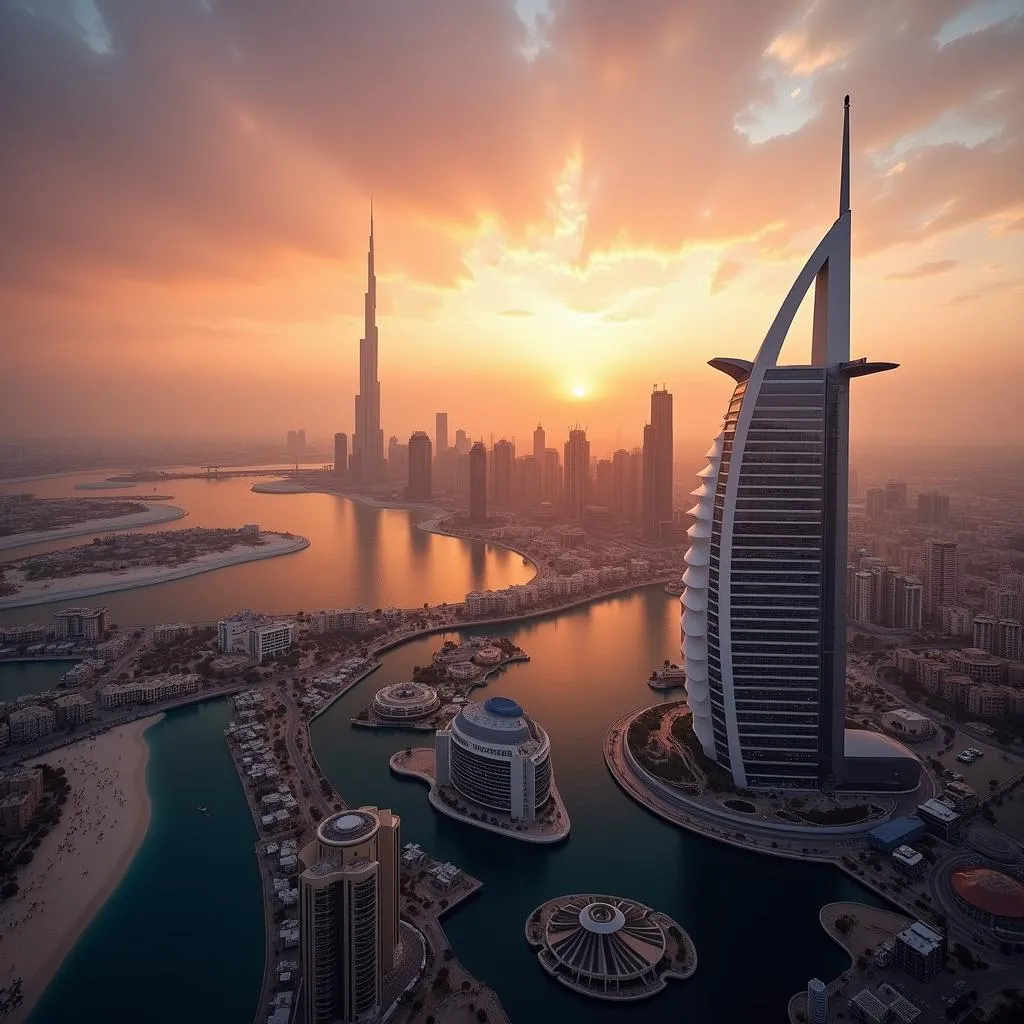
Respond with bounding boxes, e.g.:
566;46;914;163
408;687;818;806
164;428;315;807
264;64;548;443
397;390;673;535
864;482;951;527
847;559;924;631
333;212;677;536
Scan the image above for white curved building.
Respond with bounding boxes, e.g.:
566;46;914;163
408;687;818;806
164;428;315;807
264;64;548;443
435;696;552;822
371;682;440;721
680;98;916;793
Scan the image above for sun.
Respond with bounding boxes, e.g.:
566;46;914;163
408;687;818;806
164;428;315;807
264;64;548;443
572;384;586;398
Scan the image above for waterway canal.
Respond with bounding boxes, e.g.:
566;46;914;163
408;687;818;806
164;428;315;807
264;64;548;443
2;470;881;1023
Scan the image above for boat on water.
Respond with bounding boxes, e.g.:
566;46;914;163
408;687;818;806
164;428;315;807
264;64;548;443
663;581;684;596
649;664;687;690
197;805;209;814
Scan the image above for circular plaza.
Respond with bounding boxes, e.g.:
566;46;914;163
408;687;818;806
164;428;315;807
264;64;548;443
372;681;441;721
525;893;696;1001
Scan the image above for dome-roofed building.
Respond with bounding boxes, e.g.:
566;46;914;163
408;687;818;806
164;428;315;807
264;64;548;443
435;696;551;822
950;866;1024;941
472;644;503;666
372;682;440;721
525;894;696;1001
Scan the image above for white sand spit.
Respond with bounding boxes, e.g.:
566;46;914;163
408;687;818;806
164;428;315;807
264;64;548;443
0;716;161;1023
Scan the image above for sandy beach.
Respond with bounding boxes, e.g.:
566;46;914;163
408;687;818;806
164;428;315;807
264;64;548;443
0;531;310;609
0;716;161;1023
250;480;308;494
0;502;187;552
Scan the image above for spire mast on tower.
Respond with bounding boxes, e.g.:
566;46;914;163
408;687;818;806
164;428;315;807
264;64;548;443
840;95;850;217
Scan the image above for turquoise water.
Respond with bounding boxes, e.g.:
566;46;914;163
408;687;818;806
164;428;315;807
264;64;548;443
8;475;883;1023
29;699;263;1024
0;660;78;703
311;588;880;1023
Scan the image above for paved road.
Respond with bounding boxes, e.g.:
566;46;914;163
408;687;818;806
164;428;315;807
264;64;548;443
280;684;333;818
849;658;1024;761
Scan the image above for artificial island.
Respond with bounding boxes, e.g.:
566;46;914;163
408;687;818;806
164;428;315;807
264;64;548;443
353;636;530;731
0;525;308;609
391;694;570;844
525;893;696;1001
0;493;185;551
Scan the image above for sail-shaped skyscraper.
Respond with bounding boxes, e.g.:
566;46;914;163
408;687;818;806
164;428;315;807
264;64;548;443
681;98;919;793
351;206;385;482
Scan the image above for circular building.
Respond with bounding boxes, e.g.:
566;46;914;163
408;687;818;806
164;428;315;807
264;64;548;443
435;696;551;822
473;645;503;666
372;682;440;721
950;866;1024;940
446;661;479;682
527;894;695;1000
316;809;381;848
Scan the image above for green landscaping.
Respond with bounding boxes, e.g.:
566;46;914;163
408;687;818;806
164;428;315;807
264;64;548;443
626;704;701;791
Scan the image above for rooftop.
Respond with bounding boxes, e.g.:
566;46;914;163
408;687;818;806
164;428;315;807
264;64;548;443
888;708;930;723
893;846;923;865
897;921;944;956
451;697;545;749
316;809;379;847
951;867;1024;919
868;816;924;843
844;728;919;760
918;799;960;823
541;895;667;981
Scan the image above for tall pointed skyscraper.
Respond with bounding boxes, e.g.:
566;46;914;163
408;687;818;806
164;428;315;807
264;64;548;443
351;205;385;483
681;98;918;794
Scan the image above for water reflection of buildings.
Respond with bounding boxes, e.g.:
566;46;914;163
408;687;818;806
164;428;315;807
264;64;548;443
469;542;486;588
408;516;429;558
350;498;382;601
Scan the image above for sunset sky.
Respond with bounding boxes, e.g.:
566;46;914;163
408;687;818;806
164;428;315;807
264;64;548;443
1;0;1022;455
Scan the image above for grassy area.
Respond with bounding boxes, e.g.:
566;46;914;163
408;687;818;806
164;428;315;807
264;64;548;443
626;704;701;790
670;711;734;791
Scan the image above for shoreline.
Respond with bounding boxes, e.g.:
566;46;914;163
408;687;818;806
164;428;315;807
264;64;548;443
787;902;912;1024
602;708;945;927
0;532;310;609
1;715;161;1024
0;503;187;553
0;469;118;486
415;517;542;584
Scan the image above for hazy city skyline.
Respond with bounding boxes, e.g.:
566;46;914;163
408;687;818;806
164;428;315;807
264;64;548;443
2;1;1022;447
